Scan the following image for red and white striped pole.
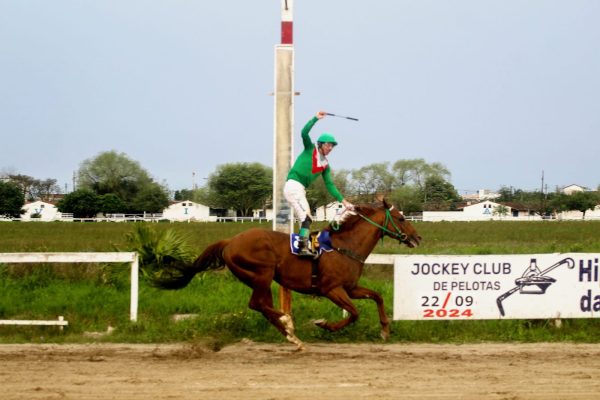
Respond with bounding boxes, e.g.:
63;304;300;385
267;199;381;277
273;0;295;314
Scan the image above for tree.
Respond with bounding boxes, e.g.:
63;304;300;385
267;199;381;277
422;176;461;211
564;191;599;218
31;178;62;201
207;163;272;216
7;174;36;201
305;169;351;211
76;150;169;213
4;174;61;202
390;185;423;215
499;186;554;216
191;186;215;206
493;204;510;218
174;189;194;201
130;183;170;213
497;186;515;202
0;181;25;217
392;159;450;190
98;193;127;214
306;178;330;213
77;151;153;198
350;162;395;202
56;189;100;218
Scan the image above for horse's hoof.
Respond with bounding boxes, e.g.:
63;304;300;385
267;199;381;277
286;334;305;350
311;319;327;328
380;329;390;341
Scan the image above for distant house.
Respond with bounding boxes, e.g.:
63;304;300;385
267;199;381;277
423;200;539;221
252;208;273;220
21;201;60;221
561;184;589;195
461;189;501;202
162;200;215;222
315;201;345;222
498;202;536;218
459;200;505;219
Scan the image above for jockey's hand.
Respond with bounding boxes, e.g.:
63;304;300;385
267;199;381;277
342;199;355;210
316;111;327;119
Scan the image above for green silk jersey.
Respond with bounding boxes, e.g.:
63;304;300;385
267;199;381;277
286;117;344;202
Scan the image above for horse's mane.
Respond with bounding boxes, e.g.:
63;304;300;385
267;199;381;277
324;202;381;235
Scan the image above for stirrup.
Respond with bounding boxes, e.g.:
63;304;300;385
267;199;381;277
297;248;315;257
297;237;315;257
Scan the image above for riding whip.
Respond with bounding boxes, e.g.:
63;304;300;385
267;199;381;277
325;113;359;122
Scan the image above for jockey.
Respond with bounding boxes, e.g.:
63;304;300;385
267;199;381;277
284;110;354;256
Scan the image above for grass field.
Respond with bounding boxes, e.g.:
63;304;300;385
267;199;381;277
1;220;600;345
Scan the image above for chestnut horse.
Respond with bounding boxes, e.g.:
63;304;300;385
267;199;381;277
152;200;421;350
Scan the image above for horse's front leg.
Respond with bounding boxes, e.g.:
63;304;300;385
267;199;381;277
247;282;304;351
230;263;305;351
313;286;359;332
348;286;390;340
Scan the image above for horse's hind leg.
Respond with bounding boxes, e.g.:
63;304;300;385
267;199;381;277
314;286;359;332
348;286;390;340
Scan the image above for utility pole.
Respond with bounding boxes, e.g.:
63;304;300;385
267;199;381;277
273;0;295;313
540;170;546;216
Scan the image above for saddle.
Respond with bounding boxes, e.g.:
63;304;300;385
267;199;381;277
289;231;334;290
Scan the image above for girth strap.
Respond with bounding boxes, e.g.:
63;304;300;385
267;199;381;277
311;258;319;289
335;247;366;264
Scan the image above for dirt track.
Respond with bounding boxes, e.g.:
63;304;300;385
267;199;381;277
1;341;599;399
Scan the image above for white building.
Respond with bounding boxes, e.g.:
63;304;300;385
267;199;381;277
252;208;273;220
315;201;345;222
162;200;215;222
558;205;600;220
21;201;61;221
462;189;501;202
561;184;589;195
423;201;538;222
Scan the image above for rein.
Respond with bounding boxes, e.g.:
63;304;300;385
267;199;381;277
357;208;408;243
329;206;408;264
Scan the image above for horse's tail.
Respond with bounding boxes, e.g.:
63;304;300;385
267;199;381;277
151;240;229;290
192;240;229;273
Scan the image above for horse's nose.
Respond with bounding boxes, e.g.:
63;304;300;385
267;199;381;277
411;235;422;247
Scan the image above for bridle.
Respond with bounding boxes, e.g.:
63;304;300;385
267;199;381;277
328;205;410;263
356;206;409;244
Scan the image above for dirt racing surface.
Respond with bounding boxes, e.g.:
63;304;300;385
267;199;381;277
1;341;599;399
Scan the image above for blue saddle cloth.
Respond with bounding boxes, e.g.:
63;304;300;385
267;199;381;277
290;231;334;256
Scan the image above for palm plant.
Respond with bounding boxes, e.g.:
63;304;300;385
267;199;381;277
125;224;195;283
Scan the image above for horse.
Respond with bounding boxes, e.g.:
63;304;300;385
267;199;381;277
152;199;421;350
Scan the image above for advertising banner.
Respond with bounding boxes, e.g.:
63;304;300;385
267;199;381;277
393;253;600;320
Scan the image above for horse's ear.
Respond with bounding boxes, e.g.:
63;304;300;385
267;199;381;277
374;193;384;203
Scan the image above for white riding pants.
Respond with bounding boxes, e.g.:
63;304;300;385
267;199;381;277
283;179;311;222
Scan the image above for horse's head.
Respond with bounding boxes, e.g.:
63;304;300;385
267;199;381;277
354;199;421;248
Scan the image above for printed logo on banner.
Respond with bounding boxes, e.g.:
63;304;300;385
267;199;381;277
393;254;600;320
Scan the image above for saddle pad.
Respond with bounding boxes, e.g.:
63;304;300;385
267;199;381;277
289;232;334;256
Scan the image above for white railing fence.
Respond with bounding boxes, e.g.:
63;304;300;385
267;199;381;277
0;252;139;327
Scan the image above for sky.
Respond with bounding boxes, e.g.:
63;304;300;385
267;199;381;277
1;1;599;197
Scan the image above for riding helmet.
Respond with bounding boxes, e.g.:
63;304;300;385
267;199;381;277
317;133;338;146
